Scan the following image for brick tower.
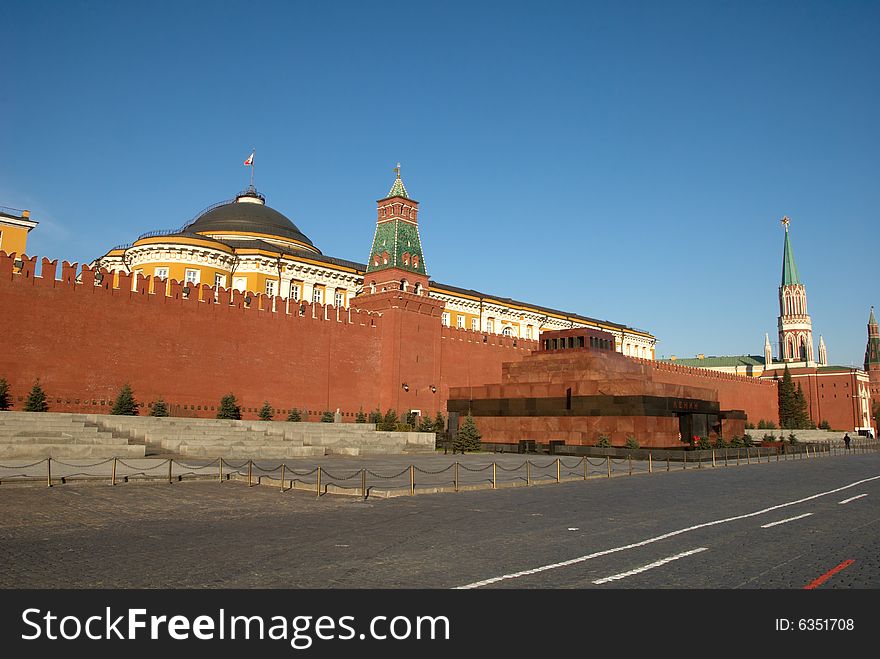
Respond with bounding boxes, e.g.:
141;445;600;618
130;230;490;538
865;307;880;398
354;166;444;416
777;217;814;363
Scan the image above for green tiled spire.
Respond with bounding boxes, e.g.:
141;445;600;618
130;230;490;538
781;220;801;286
870;306;877;328
866;307;880;371
386;163;410;199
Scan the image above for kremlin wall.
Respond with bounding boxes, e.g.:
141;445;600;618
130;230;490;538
0;174;875;447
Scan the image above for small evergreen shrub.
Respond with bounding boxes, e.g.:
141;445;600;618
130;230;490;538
320;411;334;423
287;408;302;422
216;393;242;420
417;416;435;432
368;409;382;424
259;401;274;421
0;378;11;411
744;422;755;430
819;419;831;430
150;399;169;417
729;436;744;448
742;433;754;447
355;408;367;423
696;437;711;450
625;435;640;450
110;383;139;416
453;413;482;453
595;434;611;448
377;409;399;431
788;432;798;445
24;380;48;412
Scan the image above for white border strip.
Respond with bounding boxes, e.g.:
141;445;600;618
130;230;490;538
760;512;813;528
593;547;708;584
839;493;868;504
456;474;880;589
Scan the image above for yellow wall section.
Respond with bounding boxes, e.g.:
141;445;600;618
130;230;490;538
132;262;232;294
0;224;31;255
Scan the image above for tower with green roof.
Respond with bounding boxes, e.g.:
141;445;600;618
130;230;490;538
865;307;880;396
363;164;429;296
777;217;815;363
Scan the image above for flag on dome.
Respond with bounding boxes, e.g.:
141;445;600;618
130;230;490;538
244;151;254;166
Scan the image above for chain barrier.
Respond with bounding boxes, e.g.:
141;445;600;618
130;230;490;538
320;469;362;481
413;464;455;475
495;461;528;472
367;468;411;480
52;458;113;468
0;459;49;469
459;463;492;472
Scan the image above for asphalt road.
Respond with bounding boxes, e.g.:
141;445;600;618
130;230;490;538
0;452;877;589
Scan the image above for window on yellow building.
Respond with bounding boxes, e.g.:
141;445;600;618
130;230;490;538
313;287;324;304
441;313;450;327
334;290;344;307
155;267;169;280
185;269;200;285
472;318;479;331
457;315;465;329
265;280;276;297
214;274;226;289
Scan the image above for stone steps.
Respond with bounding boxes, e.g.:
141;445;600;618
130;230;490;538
178;445;326;459
0;443;146;459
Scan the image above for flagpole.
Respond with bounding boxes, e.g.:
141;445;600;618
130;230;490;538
250;149;255;189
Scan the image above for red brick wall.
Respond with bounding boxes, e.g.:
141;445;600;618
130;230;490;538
0;253;537;421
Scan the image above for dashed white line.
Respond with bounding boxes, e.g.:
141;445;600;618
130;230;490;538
760;513;814;528
839;493;868;505
593;547;708;585
455;473;880;589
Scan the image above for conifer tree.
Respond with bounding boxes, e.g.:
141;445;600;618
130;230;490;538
368;409;382;424
378;409;399;431
110;383;139;416
433;411;445;433
417;415;435;432
0;378;10;411
320;410;334;423
24;380;48;412
794;383;810;429
150;399;169;417
259;401;274;421
286;408;302;422
217;393;242;420
355;408;367;423
777;366;797;428
453;413;482;453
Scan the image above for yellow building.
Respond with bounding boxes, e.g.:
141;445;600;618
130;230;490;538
93;178;656;357
0;207;38;256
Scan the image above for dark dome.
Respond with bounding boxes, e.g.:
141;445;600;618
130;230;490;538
187;193;317;251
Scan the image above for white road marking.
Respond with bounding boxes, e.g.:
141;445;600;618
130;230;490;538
760;513;814;528
593;547;708;585
568;527;579;531
839;493;868;505
456;473;880;589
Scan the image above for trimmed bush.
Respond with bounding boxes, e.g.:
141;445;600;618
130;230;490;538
259;401;274;421
0;378;10;411
24;380;48;412
111;383;139;416
150;399;169;417
216;393;242;420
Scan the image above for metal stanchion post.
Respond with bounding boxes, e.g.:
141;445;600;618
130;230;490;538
737;449;740;466
583;457;588;480
111;457;117;486
667;456;670;472
683;452;687;470
628;455;632;476
454;462;459;492
410;465;415;495
316;467;321;498
712;450;716;468
493;462;497;489
725;449;728;467
280;464;286;493
746;449;751;465
247;460;253;487
47;458;51;488
606;456;611;478
649;453;653;474
168;459;173;484
219;458;223;483
361;468;367;499
528;461;533;485
556;458;561;483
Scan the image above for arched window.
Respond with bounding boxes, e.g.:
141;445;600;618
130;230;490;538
413;282;422;295
400;279;408;292
369;281;376;294
502;327;513;337
412;256;419;268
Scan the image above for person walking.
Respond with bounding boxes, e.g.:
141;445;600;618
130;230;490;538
843;433;851;450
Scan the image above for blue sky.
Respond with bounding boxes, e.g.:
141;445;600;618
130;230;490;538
2;0;877;366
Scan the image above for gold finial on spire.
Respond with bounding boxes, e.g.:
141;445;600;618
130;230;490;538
394;162;401;178
781;215;791;229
